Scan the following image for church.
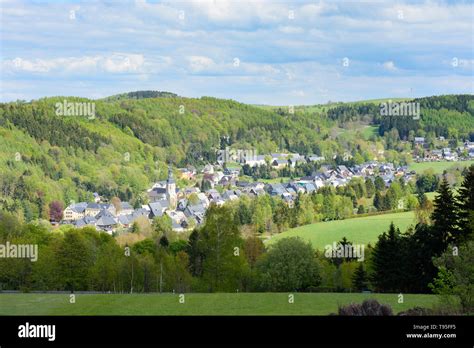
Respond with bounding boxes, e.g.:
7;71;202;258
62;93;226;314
147;165;177;211
165;165;177;210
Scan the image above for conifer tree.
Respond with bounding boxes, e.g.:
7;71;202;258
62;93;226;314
371;222;408;292
431;175;458;245
456;165;474;241
352;263;369;291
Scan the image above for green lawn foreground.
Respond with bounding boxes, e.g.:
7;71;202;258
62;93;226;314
0;293;438;316
267;211;415;250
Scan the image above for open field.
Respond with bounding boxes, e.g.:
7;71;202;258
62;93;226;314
267;211;415;249
0;292;439;316
409;160;474;174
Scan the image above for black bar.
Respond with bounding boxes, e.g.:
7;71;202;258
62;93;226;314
0;316;472;346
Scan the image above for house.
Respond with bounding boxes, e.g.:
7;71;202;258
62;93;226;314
236;181;251;188
148;201;166;219
218;175;235;187
184;204;206;224
222;190;238;201
95;210;118;233
63;202;87;221
179;167;195;180
75;215;96;228
117;202;134;216
207;189;222;202
303;183;316;193
203;173;219;188
245;155;266;167
272;159;288;169
337;165;353;177
194;192;208;207
84;203;102;217
249;187;266;197
148;187;167;202
289;157;307;168
308;155;325;162
414;137;425;145
465;141;474;150
93;192;101;203
202;164;214;174
431;150;443;159
177;199;188;211
85;203;115;217
117;214;133;227
266;183;287;196
271;153;287;160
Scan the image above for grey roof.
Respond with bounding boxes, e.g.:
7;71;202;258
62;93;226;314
268;183;286;195
94;209;117;227
149;188;166;196
87;203;113;210
208;191;221;200
120;202;133;210
157;199;169;209
96;213;117;227
184;204;206;218
69;202;87;213
75;216;96;227
118;215;131;225
148;202;164;218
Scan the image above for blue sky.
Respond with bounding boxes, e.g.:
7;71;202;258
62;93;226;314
1;0;473;104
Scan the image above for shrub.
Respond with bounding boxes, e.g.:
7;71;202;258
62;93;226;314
337;299;393;316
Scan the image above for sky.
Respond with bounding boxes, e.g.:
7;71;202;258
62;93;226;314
1;0;473;105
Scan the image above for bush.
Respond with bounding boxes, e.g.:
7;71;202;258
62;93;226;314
337;299;393;316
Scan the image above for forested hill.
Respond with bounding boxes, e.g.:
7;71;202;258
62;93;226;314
0;93;473;221
103;90;179;101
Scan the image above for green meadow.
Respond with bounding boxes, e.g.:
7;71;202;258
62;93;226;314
409;160;474;174
0;292;438;316
267;211;416;250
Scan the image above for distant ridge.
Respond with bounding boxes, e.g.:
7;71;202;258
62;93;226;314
103;90;178;101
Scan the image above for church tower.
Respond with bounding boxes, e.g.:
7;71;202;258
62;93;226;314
166;165;177;210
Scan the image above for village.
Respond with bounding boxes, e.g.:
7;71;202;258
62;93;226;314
60;140;474;234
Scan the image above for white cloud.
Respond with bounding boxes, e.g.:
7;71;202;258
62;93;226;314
102;54;144;73
1;0;472;103
278;26;304;34
382;61;397;71
187;56;216;73
2;54;145;74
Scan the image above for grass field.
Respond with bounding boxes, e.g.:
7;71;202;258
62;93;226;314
0;292;439;315
267;211;415;249
409;160;474;174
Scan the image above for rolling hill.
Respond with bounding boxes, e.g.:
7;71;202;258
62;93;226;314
0;92;472;222
267;211;416;250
